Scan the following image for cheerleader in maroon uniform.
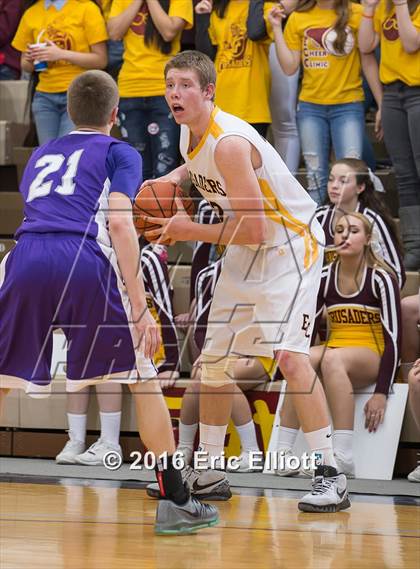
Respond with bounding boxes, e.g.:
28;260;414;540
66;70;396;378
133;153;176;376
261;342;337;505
277;212;401;478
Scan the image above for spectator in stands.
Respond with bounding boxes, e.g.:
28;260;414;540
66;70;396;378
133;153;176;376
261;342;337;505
12;0;108;145
194;0;273;136
245;0;301;172
174;198;221;365
276;212;401;478
98;0;124;79
107;1;193;181
56;240;180;464
359;0;420;271
0;0;23;80
316;158;405;287
268;0;383;204
400;293;420;482
140;240;180;387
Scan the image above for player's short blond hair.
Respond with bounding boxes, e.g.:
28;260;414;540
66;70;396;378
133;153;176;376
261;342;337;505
68;70;119;127
164;50;217;90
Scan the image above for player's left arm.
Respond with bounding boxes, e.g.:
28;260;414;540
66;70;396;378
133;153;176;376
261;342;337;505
144;136;268;246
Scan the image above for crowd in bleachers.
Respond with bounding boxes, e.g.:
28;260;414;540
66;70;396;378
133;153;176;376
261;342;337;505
0;0;419;481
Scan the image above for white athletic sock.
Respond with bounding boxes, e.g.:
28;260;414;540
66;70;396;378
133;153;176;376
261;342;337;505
304;425;337;469
178;421;198;449
67;413;87;443
198;422;228;469
99;411;121;447
277;426;299;451
235;420;259;452
333;430;353;460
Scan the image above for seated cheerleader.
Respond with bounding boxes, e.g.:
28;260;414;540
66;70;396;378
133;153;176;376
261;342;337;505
316;158;405;288
277;212;401;478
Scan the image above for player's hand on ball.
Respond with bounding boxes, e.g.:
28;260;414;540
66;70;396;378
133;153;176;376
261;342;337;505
364;393;386;433
144;197;193;243
133;308;161;359
140;176;180;191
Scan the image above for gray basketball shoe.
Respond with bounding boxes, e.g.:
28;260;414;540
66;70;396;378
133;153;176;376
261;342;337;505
147;465;232;501
155;495;219;535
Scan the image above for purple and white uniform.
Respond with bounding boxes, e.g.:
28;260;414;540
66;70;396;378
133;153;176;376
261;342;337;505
0;131;156;397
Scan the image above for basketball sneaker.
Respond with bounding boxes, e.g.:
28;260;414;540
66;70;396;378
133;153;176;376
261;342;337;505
147;465;232;501
56;439;86;465
275;448;301;477
407;465;420;482
176;445;193;466
75;438;122;466
227;450;264;473
155;493;219;535
298;465;351;513
334;454;356;479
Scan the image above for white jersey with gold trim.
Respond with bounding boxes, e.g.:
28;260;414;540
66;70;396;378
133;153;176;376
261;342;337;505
180;107;322;268
179;107;325;359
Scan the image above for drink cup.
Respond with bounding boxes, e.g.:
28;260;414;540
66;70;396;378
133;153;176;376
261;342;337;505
29;42;48;72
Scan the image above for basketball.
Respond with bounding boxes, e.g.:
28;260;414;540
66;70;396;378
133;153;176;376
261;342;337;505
133;181;195;240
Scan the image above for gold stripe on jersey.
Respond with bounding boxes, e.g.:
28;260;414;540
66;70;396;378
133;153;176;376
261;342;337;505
146;295;166;366
258;179;319;269
188;108;223;160
326;304;385;355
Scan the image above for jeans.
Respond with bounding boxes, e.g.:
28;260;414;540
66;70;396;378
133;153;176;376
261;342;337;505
32;91;74;145
106;40;124;80
382;82;420;208
296;101;365;204
118;96;180;181
269;44;300;174
0;65;19;80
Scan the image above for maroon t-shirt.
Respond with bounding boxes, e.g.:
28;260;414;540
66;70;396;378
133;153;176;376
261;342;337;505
0;0;23;74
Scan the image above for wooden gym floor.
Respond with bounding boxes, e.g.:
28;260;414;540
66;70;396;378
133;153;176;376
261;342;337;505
0;476;419;569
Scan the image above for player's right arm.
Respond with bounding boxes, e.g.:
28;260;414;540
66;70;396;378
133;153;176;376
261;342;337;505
141;163;189;189
144;136;268;246
107;0;143;41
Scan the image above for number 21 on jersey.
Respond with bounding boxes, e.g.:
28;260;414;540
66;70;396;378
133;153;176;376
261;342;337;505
27;149;84;203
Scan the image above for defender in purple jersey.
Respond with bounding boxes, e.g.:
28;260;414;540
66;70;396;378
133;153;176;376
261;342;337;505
0;70;218;535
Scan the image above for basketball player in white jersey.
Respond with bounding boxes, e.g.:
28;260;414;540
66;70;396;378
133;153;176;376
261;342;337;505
144;51;349;512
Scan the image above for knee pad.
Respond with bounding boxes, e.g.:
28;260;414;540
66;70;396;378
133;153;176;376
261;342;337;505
200;355;238;387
